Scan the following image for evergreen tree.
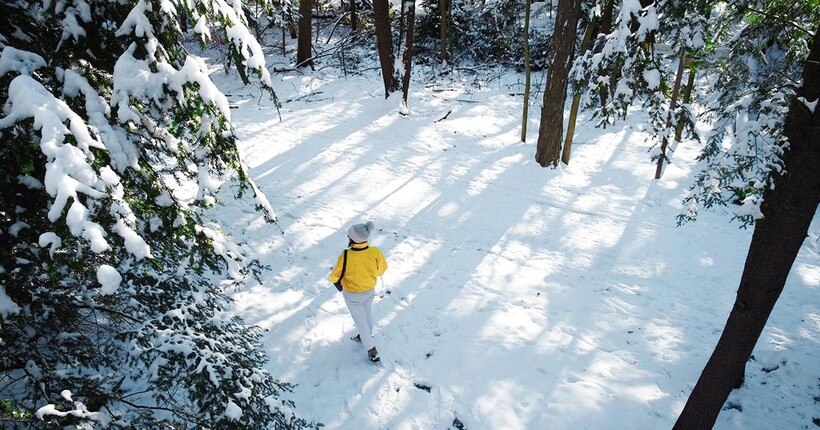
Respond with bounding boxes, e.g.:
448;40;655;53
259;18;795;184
680;0;818;224
658;1;819;427
675;25;820;430
0;0;312;428
572;0;703;169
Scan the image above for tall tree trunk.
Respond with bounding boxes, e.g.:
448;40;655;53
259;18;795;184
401;0;416;107
439;0;450;62
350;0;359;32
521;0;532;142
598;0;616;110
562;17;596;164
673;30;820;430
373;0;399;97
296;0;313;68
654;46;686;179
674;62;696;141
535;0;582;167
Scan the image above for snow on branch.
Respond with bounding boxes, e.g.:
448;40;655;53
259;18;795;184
35;390;112;426
1;76;106;214
0;46;46;77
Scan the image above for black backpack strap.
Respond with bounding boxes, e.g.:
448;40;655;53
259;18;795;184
334;250;348;291
339;250;349;279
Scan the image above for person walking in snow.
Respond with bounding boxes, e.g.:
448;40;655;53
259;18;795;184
329;221;388;362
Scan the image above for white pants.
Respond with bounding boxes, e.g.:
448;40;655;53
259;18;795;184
343;289;376;353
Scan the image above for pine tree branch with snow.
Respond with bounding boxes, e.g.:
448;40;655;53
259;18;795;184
678;0;818;226
0;0;312;428
570;0;705;171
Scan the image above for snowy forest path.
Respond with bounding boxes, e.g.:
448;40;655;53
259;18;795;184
223;76;735;429
216;69;818;430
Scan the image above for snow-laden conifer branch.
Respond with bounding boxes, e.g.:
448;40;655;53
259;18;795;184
0;0;310;428
678;0;815;225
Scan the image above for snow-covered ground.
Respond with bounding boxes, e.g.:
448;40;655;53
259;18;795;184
209;62;819;430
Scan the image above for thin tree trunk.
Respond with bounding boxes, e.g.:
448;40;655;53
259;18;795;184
373;0;399;97
313;0;320;45
562;17;596;164
598;0;616;110
521;0;532;142
655;46;686;179
439;0;450;62
673;0;706;143
296;0;313;68
535;0;582;167
674;62;696;142
673;30;820;430
398;0;406;55
401;0;416;107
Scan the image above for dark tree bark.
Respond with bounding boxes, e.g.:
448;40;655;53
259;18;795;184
673;30;820;430
535;0;581;167
349;0;359;31
401;0;416;106
373;0;399;97
439;0;450;62
296;0;313;68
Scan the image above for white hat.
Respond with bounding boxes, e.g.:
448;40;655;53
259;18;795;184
348;221;374;243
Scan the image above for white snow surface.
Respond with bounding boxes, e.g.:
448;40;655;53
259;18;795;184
212;64;820;430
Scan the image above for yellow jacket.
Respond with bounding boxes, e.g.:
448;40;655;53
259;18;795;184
328;242;388;293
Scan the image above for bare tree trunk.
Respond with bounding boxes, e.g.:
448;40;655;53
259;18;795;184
439;0;450;62
673;30;820;430
401;0;416;107
535;0;582;167
654;46;686;179
521;0;532;142
350;0;359;31
562;17;596;164
373;0;399;97
296;0;313;68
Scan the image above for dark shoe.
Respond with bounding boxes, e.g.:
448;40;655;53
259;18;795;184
351;334;361;343
368;347;380;363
